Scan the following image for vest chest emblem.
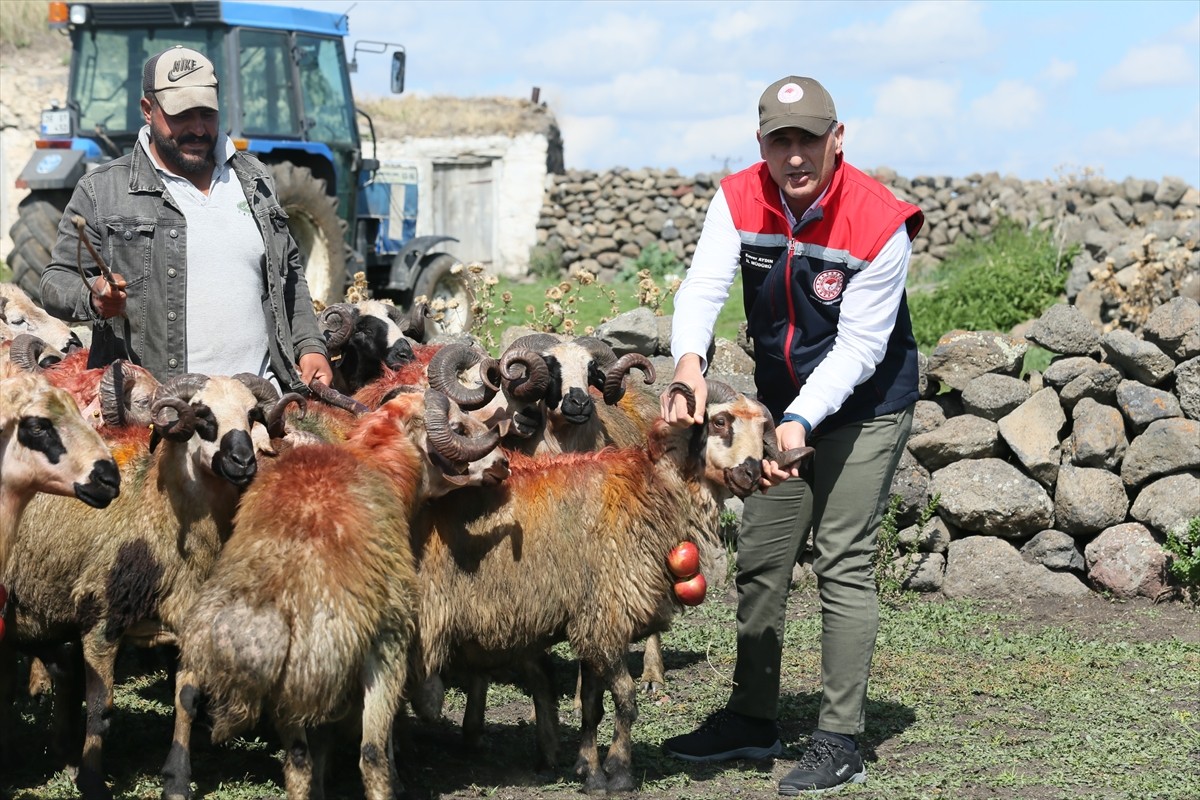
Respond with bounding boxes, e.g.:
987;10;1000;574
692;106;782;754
813;269;846;301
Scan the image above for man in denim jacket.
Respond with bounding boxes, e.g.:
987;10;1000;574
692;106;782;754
41;46;331;392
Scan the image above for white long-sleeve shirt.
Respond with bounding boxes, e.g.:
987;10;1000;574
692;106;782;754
671;184;912;430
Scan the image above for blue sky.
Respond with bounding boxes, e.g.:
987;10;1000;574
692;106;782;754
288;0;1199;184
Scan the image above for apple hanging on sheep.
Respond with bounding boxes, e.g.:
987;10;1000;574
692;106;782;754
666;542;706;606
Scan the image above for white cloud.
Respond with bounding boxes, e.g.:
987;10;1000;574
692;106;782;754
518;13;663;80
559;69;751;120
969;80;1044;131
1169;12;1200;44
668;114;759;173
708;9;771;43
1041;58;1077;84
1099;43;1199;91
1080;114;1200;181
828;0;991;71
871;76;959;120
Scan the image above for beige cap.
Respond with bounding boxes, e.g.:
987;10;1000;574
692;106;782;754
758;76;837;137
142;46;219;116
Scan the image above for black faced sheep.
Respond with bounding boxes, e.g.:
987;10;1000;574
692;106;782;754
0;373;290;799
412;383;797;794
165;389;508;800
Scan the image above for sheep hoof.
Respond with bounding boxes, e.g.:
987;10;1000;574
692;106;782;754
638;680;664;694
606;771;635;793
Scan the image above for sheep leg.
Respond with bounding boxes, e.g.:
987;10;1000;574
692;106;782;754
601;652;638;793
76;635;118;800
278;722;317;800
525;651;559;771
573;662;607;795
360;643;409;800
462;672;488;748
45;644;85;778
637;633;665;694
161;667;201;800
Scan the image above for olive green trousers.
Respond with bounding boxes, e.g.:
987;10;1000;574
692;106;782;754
727;406;913;735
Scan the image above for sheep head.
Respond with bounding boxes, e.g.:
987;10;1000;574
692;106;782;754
0;371;120;513
148;374;282;487
0;283;83;354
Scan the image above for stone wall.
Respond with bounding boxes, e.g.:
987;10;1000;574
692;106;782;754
581;296;1199;603
535;167;1200;331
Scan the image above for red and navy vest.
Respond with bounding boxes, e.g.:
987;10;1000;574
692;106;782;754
721;159;924;432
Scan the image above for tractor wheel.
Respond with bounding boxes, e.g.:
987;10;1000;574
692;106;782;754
8;191;71;303
267;162;348;307
413;252;472;335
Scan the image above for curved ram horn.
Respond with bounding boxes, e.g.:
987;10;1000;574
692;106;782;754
498;346;551;400
601;353;655;405
388;300;429;342
151;373;210;442
8;333;54;372
99;359;130;427
424;389;500;464
507;333;562;354
704;380;739;406
309;379;370;415
318;303;359;353
427;343;497;411
574;336;619;371
232;373;281;416
666;381;696;418
266;392;308;439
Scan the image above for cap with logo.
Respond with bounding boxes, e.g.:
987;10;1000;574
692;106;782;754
758;76;837;137
143;45;219;116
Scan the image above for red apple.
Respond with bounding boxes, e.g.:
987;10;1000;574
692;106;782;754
673;573;707;606
667;541;701;579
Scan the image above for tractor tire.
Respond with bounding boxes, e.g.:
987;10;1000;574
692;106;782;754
8;191;71;304
267;162;348;307
413;252;472;335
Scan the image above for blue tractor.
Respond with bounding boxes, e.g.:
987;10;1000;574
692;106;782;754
9;0;470;330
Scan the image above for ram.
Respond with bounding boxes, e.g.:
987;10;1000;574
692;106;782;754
318;300;429;392
6;334;160;429
0;373;292;799
167;389;508;800
0;369;119;590
414;382;801;794
0;282;83;354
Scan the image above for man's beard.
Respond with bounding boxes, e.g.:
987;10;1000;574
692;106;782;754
150;123;214;176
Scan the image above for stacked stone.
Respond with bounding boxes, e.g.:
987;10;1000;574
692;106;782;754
885;298;1200;602
499;296;1199;602
534;168;719;282
535;169;1198;332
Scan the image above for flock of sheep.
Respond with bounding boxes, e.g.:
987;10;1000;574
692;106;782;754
0;282;800;799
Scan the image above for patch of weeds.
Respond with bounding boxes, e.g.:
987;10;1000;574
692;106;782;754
1164;516;1200;604
908;218;1077;351
528;243;564;279
617;243;683;284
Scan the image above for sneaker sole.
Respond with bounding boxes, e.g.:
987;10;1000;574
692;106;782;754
665;740;784;763
777;767;866;795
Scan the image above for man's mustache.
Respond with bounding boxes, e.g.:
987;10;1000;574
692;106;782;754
177;134;213;146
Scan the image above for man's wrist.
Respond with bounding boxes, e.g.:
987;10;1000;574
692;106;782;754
781;412;811;434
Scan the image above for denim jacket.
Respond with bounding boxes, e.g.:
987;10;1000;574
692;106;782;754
41;143;326;393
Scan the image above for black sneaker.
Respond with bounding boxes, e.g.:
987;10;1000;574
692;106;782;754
663;708;783;762
778;735;866;795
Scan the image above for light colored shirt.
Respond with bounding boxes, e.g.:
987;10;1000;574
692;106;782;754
138;127;273;383
671;182;912;430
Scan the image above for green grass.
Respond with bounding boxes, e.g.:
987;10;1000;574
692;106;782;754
5;590;1196;799
471;271;745;352
907;219;1075;352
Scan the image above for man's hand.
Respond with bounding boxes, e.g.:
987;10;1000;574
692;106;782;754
299;353;334;387
659;353;707;427
90;274;127;318
761;419;807;489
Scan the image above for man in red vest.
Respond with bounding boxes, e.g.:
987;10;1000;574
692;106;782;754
661;76;923;795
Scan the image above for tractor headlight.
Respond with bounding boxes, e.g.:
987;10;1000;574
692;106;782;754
69;4;89;25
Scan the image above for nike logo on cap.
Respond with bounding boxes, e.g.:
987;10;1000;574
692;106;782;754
167;60;201;82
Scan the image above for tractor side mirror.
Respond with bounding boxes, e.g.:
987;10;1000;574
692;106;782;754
391;51;406;94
